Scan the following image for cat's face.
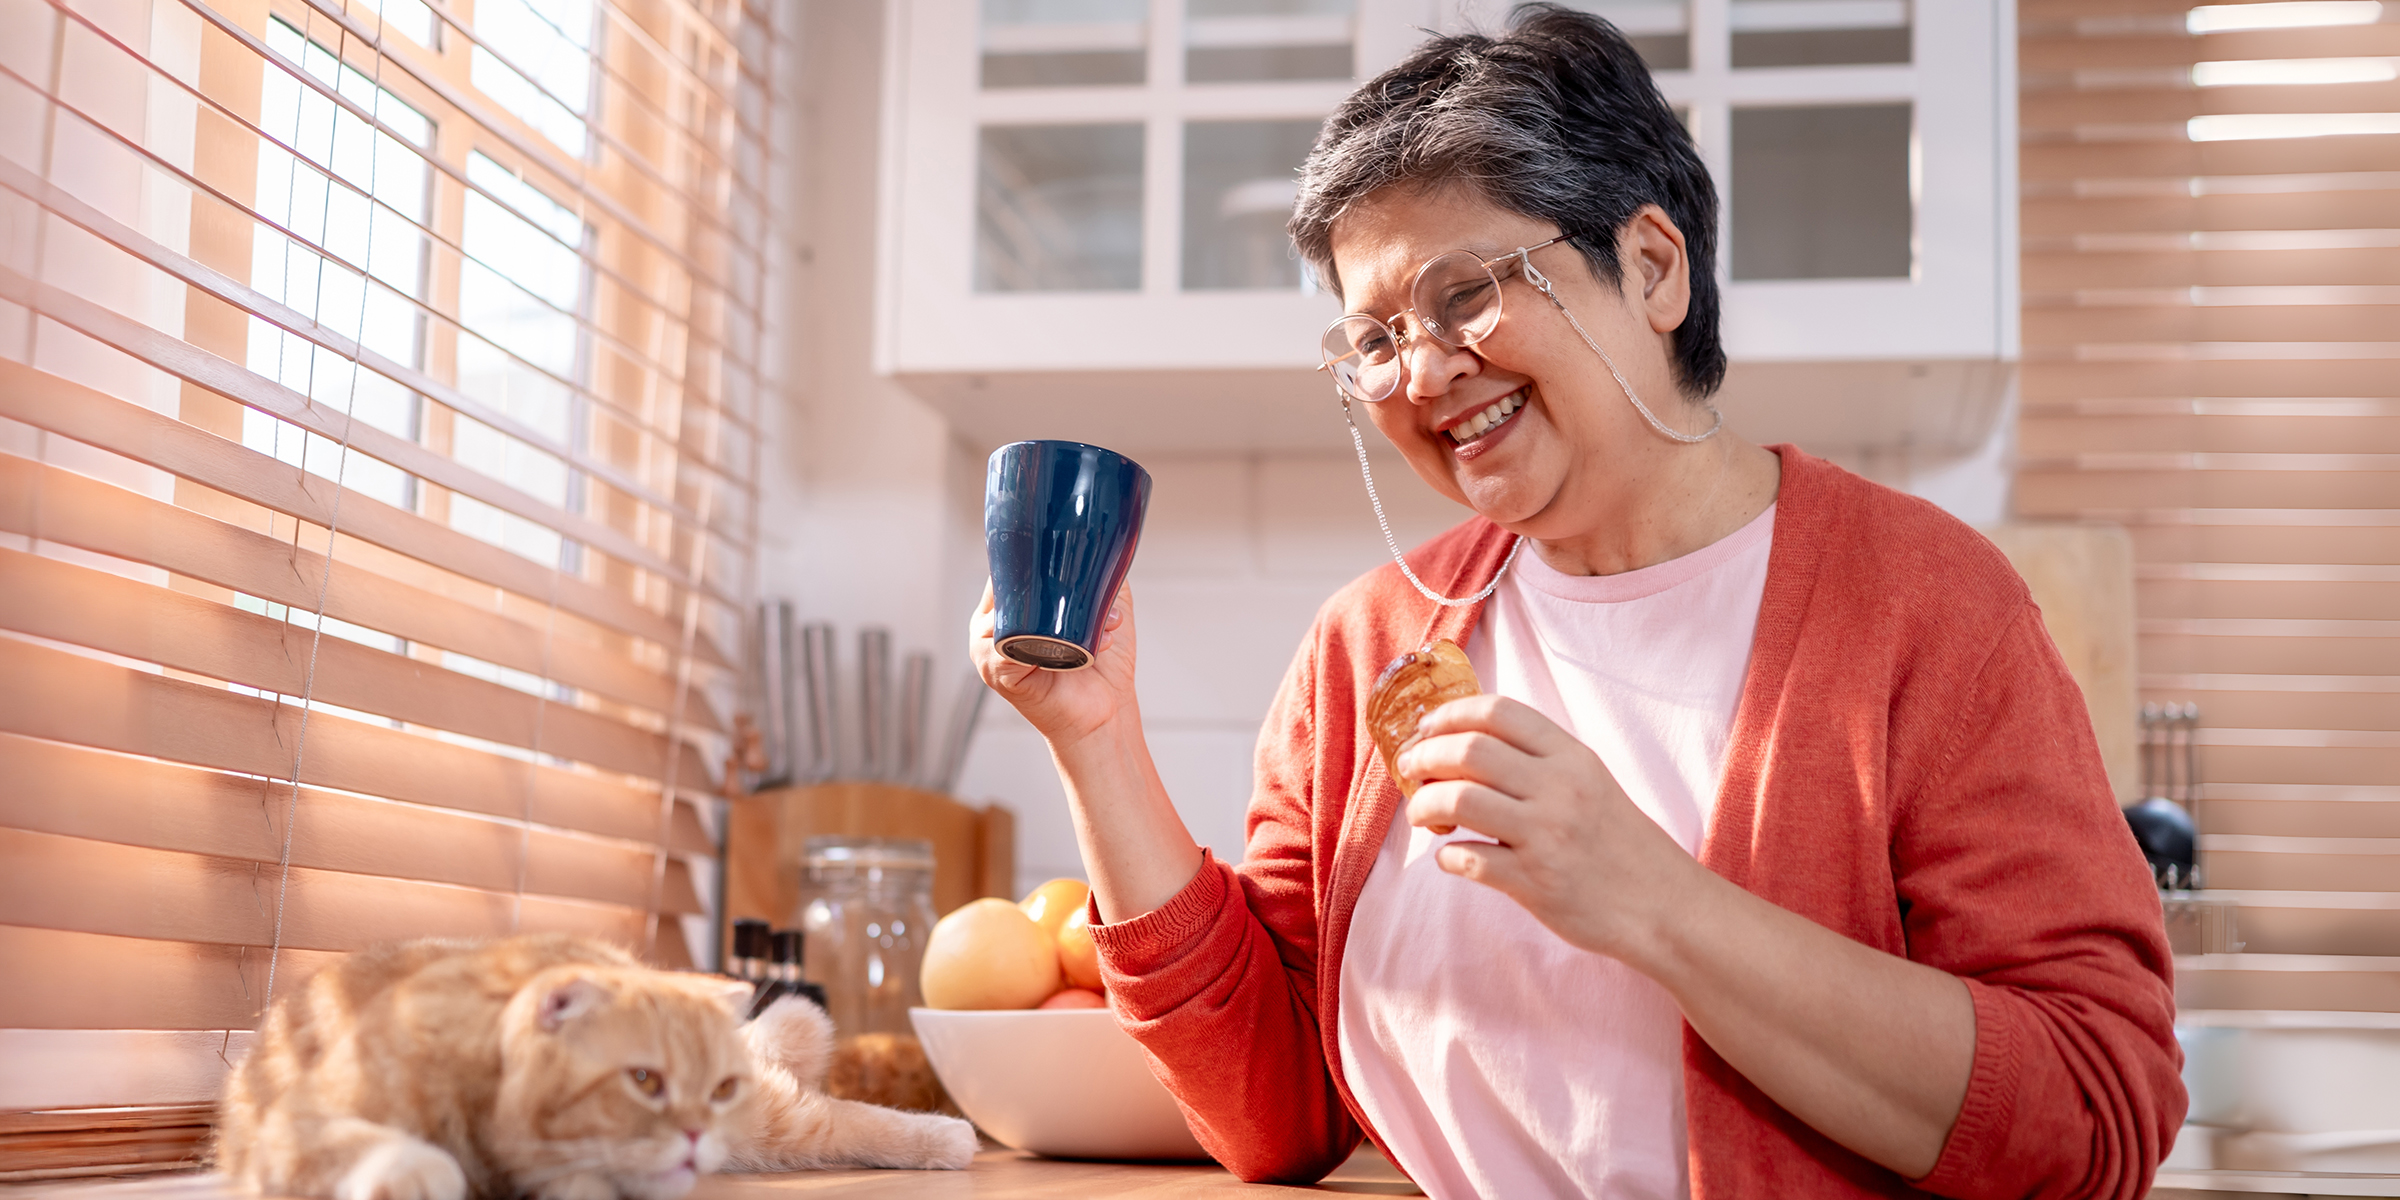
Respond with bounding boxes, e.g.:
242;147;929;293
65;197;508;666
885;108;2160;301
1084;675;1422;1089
491;967;758;1200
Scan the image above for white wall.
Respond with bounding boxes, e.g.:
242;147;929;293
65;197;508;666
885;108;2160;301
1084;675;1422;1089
754;0;988;732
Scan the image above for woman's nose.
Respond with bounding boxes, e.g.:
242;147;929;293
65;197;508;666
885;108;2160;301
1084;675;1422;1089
1400;335;1479;403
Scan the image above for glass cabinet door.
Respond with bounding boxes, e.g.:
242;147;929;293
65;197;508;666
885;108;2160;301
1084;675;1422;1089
1729;0;1909;68
981;0;1150;87
976;124;1147;291
1183;120;1324;290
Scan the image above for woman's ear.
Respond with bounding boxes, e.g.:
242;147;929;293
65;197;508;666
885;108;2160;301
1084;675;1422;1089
1626;205;1692;334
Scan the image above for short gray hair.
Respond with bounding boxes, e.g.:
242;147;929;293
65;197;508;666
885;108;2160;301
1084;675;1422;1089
1289;3;1725;398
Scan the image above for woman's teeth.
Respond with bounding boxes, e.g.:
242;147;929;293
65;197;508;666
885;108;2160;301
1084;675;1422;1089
1448;389;1526;444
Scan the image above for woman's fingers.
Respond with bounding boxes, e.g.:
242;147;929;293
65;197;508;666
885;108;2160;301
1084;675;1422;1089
1416;694;1581;756
1433;838;1525;893
1406;779;1530;844
1397;727;1543;797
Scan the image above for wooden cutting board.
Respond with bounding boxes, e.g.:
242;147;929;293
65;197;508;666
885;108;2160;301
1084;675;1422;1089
1984;523;2140;803
722;782;1015;960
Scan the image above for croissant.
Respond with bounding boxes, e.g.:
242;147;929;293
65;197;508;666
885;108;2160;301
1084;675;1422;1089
1366;640;1481;835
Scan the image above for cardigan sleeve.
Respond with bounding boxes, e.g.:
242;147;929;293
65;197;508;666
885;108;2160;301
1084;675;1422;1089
1087;632;1364;1184
1900;603;2186;1200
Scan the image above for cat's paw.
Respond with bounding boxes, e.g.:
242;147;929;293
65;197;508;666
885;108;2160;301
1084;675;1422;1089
334;1139;467;1200
916;1114;978;1170
744;995;835;1086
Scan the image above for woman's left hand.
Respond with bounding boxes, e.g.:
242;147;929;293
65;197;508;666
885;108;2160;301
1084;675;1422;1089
1396;694;1704;963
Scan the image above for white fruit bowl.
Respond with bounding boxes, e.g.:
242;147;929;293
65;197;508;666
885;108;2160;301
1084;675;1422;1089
909;1006;1209;1161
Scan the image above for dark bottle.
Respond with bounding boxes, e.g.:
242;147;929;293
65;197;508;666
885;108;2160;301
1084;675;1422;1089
729;918;772;985
748;928;828;1020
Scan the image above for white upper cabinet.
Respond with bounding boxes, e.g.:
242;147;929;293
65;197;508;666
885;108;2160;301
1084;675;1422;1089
878;0;2015;455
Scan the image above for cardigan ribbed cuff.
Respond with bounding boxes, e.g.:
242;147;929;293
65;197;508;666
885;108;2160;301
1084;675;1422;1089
1088;851;1240;1021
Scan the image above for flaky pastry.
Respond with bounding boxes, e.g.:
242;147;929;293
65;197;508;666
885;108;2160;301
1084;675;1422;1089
1366;640;1481;834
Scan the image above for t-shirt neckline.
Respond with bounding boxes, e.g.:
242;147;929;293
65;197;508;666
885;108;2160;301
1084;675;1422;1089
1510;503;1777;605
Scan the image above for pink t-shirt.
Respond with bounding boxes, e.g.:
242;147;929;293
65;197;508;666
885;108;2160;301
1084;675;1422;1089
1336;505;1775;1200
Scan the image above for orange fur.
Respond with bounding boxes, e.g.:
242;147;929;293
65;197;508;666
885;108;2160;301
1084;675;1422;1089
216;935;974;1200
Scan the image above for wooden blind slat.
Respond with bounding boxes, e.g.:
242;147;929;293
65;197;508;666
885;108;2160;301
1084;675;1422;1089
2017;466;2400;510
0;548;712;784
2024;192;2400;238
2022;81;2400;126
2025;248;2400;290
2025;135;2400;180
0;637;698;845
2024;359;2400;396
2118;523;2400;567
0;732;710;907
2021;414;2400;457
0;925;343;1031
0;356;711;668
0;453;703;723
0;827;657;957
2025;304;2400;344
2141;631;2400;676
2134;576;2400;623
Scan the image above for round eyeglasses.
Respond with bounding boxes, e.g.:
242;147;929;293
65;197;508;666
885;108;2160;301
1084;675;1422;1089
1317;237;1567;403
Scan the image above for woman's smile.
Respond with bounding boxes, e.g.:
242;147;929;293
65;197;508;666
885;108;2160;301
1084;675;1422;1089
1443;386;1531;463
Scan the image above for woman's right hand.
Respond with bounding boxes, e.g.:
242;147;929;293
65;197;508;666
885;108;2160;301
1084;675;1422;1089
969;579;1142;748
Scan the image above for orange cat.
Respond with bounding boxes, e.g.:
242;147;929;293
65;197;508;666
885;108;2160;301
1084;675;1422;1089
216;934;975;1199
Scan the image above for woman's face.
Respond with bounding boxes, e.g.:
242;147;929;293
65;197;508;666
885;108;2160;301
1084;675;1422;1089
1327;186;1688;538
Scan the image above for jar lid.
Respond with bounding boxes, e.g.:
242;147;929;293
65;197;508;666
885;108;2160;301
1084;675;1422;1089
803;835;935;871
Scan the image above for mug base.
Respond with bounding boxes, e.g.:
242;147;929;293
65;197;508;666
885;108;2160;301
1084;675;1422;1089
996;635;1093;671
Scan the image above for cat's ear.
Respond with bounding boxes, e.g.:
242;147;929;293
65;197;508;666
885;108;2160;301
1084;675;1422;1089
535;976;612;1031
682;976;755;1014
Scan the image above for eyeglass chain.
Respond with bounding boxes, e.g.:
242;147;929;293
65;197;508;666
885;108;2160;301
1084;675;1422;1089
1343;396;1526;608
1341;244;1723;608
1515;247;1723;446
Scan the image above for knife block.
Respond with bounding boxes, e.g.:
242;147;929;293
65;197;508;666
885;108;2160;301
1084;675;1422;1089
722;782;1015;960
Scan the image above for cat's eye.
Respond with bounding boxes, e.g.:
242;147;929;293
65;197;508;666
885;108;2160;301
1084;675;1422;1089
711;1077;740;1103
627;1067;665;1098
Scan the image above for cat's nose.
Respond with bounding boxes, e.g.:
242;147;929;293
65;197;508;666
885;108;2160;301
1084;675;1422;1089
683;1129;704;1146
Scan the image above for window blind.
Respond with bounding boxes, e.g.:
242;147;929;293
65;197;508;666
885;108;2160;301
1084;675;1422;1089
0;0;771;1137
2016;0;2398;968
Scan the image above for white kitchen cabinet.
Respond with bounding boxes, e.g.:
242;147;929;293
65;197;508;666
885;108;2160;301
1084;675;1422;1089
877;0;2017;456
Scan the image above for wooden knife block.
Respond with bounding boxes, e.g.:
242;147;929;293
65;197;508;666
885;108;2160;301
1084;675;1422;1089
722;782;1015;959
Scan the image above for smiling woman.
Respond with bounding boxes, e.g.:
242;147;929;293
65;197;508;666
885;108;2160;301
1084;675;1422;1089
968;6;2186;1200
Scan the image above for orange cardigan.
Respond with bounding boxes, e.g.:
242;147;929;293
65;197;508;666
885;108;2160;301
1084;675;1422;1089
1090;447;2185;1199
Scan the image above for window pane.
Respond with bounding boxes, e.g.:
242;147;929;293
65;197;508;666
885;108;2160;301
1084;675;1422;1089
1729;103;1911;280
470;0;596;155
1561;0;1689;71
1730;0;1909;68
459;151;584;510
1186;0;1353;84
976;124;1145;292
1182;120;1315;290
981;0;1147;89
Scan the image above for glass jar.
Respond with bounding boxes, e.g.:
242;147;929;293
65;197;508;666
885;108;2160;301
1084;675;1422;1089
795;836;936;1036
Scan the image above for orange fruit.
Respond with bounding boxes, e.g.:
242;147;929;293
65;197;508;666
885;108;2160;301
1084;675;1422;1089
1039;987;1105;1010
919;898;1061;1010
1056;903;1103;991
1018;878;1090;940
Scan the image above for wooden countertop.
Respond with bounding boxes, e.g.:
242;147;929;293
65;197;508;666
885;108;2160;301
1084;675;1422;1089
14;1147;1423;1198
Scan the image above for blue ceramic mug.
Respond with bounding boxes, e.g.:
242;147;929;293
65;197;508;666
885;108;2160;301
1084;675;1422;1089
985;440;1152;671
